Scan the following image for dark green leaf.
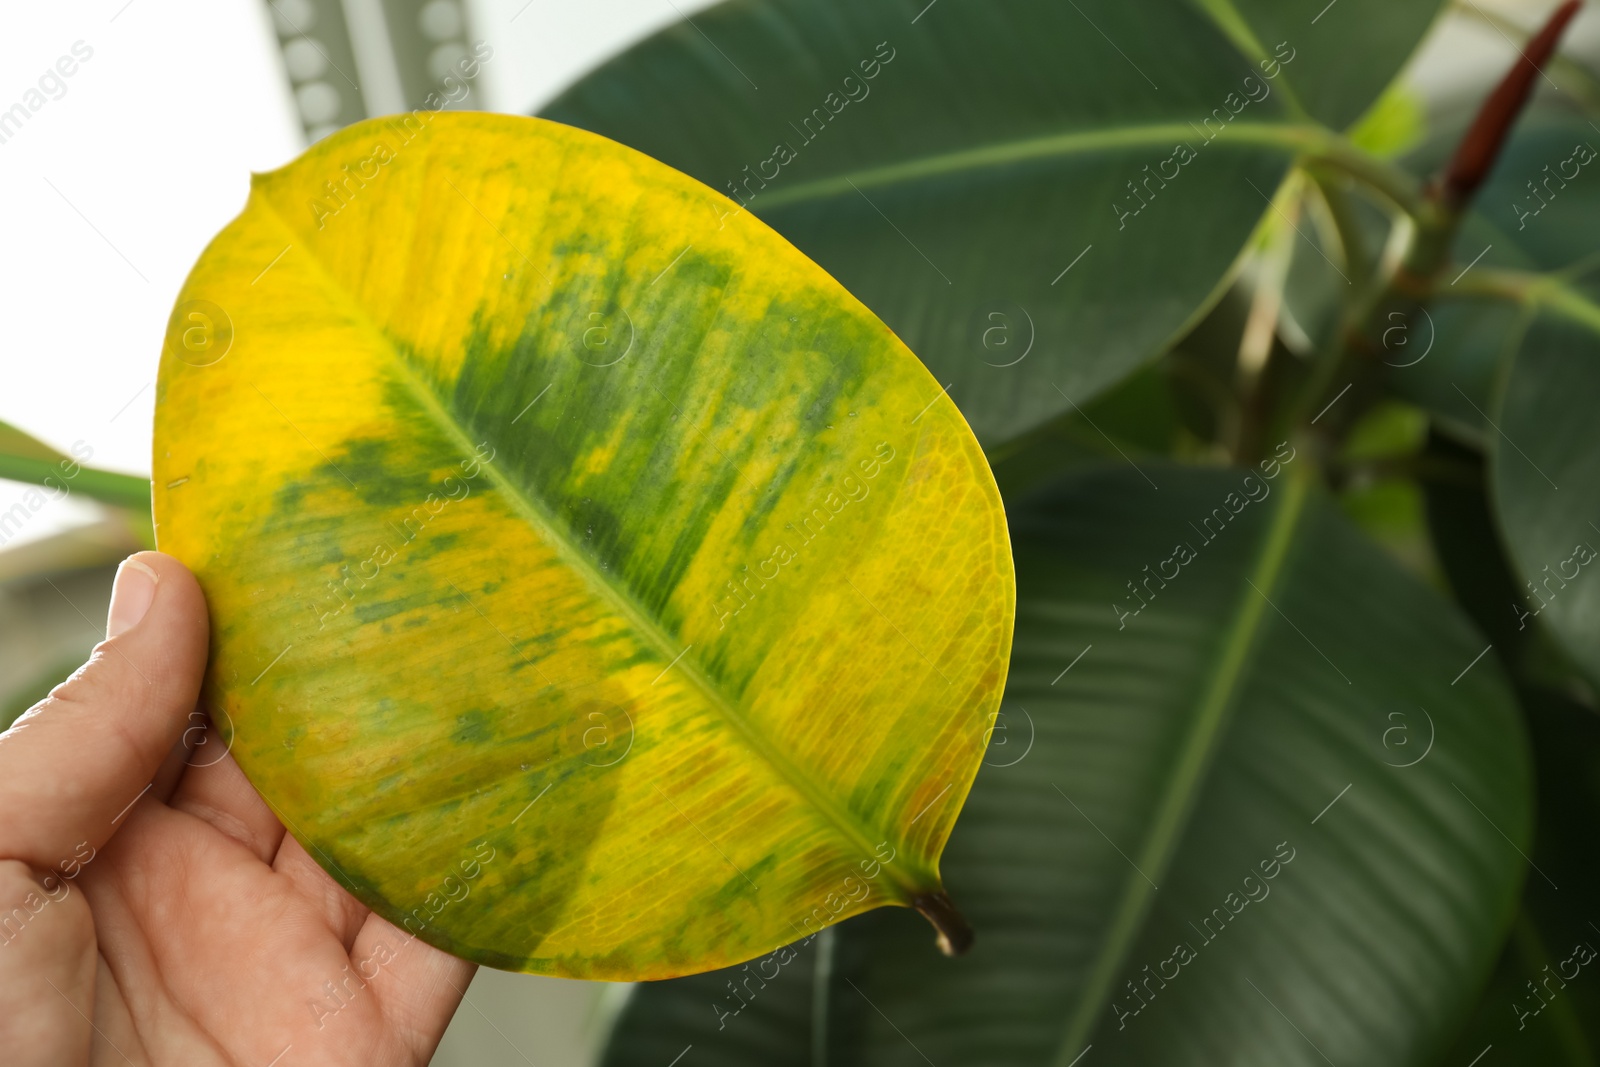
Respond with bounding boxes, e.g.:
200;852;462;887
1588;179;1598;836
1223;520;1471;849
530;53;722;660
544;0;1446;450
1441;688;1600;1064
1422;429;1600;1063
603;463;1531;1066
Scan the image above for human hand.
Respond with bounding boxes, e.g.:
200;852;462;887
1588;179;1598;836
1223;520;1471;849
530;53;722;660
0;552;475;1065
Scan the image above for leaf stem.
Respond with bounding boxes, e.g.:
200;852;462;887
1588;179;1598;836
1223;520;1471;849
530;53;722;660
1443;265;1600;334
1304;167;1375;292
1439;265;1541;303
1298;130;1424;219
912;891;973;956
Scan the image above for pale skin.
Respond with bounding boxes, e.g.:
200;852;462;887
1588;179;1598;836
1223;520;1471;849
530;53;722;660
0;552;475;1065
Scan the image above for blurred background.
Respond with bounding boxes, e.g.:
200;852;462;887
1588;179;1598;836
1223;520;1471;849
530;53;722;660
0;0;1593;1062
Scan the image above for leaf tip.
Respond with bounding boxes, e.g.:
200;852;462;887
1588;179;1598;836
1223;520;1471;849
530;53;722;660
913;890;974;957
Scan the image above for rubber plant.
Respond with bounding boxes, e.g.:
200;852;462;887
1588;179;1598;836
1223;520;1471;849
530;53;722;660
2;0;1596;1064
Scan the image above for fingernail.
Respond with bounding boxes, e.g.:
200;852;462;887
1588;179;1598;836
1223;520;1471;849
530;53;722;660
107;557;159;638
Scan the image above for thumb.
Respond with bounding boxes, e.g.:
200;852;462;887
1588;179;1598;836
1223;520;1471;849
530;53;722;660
0;551;210;869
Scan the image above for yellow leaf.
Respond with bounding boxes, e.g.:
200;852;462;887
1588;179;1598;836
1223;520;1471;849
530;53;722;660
152;113;1013;979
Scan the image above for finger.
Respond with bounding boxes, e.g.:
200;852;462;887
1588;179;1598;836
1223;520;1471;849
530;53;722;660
352;913;476;1062
271;834;369;951
0;552;208;871
168;739;286;864
0;860;97;1066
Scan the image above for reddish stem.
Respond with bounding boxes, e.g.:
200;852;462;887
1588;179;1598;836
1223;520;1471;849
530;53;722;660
1438;0;1583;210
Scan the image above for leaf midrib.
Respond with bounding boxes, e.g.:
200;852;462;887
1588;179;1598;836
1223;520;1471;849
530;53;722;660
1191;0;1312;121
1051;465;1314;1064
748;120;1329;212
253;194;929;903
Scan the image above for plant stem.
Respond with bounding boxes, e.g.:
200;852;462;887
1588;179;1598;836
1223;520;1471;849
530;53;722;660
1440;0;1583;210
1233;174;1302;463
1291;0;1582;442
1297;129;1424;218
1305;167;1375;293
1441;265;1542;303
